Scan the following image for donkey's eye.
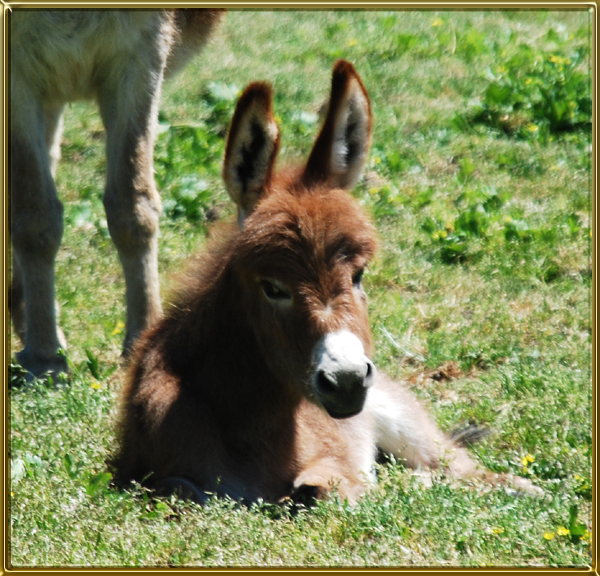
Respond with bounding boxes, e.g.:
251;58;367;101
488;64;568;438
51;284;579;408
260;279;292;303
352;268;364;288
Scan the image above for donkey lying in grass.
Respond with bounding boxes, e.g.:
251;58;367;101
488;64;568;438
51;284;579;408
113;61;540;505
10;9;223;378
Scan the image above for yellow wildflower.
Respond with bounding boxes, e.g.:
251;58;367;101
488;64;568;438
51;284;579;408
549;54;571;65
348;38;358;47
491;527;505;535
112;321;125;336
557;527;570;536
543;532;555;540
527;124;539;132
91;382;102;390
431;17;443;27
521;454;534;466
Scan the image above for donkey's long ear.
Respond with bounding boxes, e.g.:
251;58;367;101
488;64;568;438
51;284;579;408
223;82;280;224
302;60;372;189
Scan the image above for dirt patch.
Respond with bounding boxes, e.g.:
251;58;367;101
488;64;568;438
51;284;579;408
407;360;464;387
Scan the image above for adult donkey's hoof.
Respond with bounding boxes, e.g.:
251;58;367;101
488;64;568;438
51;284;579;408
14;349;69;382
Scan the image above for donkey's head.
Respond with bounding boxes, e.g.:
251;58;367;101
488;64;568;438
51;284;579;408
223;61;377;419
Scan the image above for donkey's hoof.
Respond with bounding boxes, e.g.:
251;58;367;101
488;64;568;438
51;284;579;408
14;349;69;382
155;477;212;505
290;484;328;506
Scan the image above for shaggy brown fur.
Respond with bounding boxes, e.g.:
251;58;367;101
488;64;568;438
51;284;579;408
112;61;541;505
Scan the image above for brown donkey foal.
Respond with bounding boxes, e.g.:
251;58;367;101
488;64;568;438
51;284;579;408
113;61;540;505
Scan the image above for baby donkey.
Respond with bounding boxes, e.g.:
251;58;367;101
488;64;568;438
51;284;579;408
113;61;540;504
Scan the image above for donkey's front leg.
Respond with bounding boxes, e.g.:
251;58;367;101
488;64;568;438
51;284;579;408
10;91;68;378
98;53;167;355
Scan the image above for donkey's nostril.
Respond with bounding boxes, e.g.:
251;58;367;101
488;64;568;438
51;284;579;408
316;364;371;398
316;370;338;397
364;360;375;387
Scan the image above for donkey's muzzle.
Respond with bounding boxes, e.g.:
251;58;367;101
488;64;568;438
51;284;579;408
313;330;375;419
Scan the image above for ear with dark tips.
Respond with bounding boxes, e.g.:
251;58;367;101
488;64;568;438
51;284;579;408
302;60;372;190
223;82;280;224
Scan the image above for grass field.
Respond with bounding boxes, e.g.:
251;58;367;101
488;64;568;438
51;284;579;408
9;9;593;567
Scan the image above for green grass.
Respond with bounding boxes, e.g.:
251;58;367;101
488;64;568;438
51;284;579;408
9;9;592;567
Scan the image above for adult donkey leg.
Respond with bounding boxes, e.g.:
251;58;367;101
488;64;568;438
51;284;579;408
164;9;225;79
98;47;167;355
9;259;25;344
45;105;66;178
10;92;68;377
11;104;68;352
